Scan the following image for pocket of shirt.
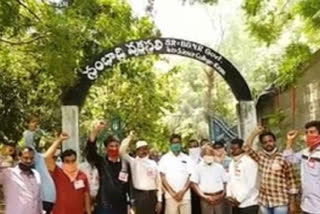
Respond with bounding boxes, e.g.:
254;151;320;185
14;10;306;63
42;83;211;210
306;160;320;176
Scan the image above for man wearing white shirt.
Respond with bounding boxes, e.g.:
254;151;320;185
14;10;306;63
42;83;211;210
159;134;193;214
119;134;163;214
226;139;259;214
191;145;228;214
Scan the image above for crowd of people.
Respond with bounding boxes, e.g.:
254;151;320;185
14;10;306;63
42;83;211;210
0;117;320;214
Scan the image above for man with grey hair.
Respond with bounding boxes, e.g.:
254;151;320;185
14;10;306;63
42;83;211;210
120;133;163;214
191;145;228;214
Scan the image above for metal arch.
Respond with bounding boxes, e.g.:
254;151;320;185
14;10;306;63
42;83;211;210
63;38;252;106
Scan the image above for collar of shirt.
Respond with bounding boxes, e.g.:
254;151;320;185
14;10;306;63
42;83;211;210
261;150;282;159
233;153;245;162
168;151;183;158
106;156;121;163
302;145;320;159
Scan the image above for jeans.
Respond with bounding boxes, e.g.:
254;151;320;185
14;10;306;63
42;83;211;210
260;205;288;214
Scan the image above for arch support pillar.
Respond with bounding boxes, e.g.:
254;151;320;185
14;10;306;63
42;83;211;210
62;105;80;161
237;101;257;140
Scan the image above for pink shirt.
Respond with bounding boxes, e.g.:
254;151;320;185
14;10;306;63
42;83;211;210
0;166;42;214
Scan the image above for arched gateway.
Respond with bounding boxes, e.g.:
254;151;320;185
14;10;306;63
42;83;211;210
61;38;257;153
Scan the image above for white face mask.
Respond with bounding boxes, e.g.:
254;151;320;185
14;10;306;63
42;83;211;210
189;147;201;161
203;155;214;164
263;147;277;156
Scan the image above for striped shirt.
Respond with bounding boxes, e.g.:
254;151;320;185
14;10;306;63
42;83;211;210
0;165;42;214
243;145;298;207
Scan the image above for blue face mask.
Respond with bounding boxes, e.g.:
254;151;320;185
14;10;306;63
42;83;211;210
171;143;181;153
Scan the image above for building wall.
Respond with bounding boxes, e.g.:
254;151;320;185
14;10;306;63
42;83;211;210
257;51;320;135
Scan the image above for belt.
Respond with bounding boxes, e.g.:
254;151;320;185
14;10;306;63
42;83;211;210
134;189;157;193
204;191;224;196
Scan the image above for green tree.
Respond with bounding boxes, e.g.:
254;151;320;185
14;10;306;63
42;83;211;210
80;57;176;151
0;0;159;141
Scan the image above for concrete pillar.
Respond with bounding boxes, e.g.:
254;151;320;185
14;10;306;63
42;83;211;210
237;101;257;140
62;105;80;161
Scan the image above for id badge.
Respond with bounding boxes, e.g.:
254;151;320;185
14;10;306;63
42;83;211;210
118;171;128;182
146;167;156;178
74;180;85;190
308;159;316;168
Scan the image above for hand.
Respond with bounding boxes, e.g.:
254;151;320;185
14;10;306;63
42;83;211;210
203;195;212;202
155;202;162;214
287;130;299;142
254;125;265;135
95;121;107;133
173;191;184;202
59;132;69;141
208;195;220;205
128;130;137;141
226;197;240;207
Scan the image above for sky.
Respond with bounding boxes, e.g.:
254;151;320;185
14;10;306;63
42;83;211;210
128;0;242;47
127;0;243;72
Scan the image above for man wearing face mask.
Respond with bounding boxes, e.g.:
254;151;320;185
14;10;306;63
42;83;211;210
120;133;163;214
226;139;259;214
188;139;201;214
45;133;91;214
0;146;42;214
86;121;131;214
244;126;298;214
23;116;57;214
159;134;193;214
212;140;232;172
284;120;320;214
191;145;228;214
188;139;201;164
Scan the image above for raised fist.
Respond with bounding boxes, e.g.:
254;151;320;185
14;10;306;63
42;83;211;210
95;121;108;132
59;132;69;141
287;130;299;141
254;125;265;134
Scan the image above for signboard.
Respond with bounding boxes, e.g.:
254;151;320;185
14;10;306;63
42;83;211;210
63;38;252;106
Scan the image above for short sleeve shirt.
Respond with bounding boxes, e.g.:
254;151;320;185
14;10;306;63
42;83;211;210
191;161;228;194
159;151;193;200
51;167;89;214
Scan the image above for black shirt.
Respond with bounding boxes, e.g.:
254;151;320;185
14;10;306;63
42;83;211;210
86;139;129;213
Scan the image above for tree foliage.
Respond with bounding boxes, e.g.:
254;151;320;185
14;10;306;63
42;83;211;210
240;0;319;91
0;0;161;142
80;57;176;151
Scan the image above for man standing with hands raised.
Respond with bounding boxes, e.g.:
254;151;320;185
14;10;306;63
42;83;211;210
244;126;298;214
120;132;163;214
45;132;91;214
284;120;320;214
86;121;130;214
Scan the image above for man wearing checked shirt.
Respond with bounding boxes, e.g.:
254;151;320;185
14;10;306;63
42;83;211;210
244;126;298;214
